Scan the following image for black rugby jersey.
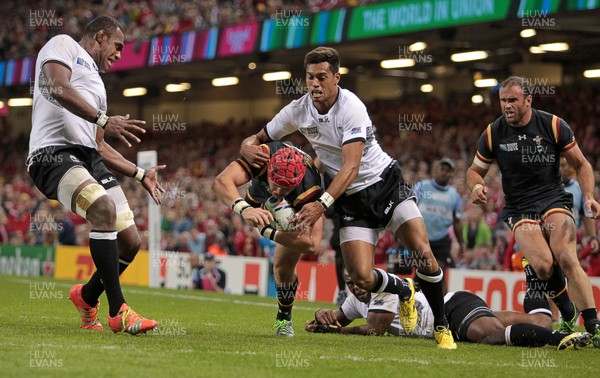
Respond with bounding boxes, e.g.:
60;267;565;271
476;109;576;210
236;141;322;211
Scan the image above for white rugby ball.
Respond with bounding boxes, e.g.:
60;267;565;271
264;196;297;231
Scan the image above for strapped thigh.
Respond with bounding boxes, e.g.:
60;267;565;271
57;166;107;218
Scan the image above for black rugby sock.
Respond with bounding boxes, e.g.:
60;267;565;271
373;268;413;300
522;288;552;316
276;276;298;321
88;230;125;317
416;268;447;328
524;261;576;321
582;309;600;333
335;249;345;292
546;267;576;322
83;257;132;307
506;323;564;347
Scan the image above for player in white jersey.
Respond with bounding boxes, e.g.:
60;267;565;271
240;46;456;349
305;273;592;350
26;16;164;335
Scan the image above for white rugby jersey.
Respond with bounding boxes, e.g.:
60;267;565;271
29;34;106;159
265;88;392;194
341;291;434;338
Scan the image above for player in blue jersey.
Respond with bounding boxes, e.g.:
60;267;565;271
414;158;464;294
466;76;600;346
560;157;598;241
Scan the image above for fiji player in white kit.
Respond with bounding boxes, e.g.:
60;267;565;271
304;272;592;350
240;46;456;348
27;16;164;334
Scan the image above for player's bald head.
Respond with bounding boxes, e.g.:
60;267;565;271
500;76;532;97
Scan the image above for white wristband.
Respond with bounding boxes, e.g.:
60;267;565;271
317;192;334;210
96;113;109;129
471;183;483;193
232;198;252;215
260;226;278;241
134;167;146;182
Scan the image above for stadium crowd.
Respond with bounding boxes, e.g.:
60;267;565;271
2;85;600;275
1;0;377;60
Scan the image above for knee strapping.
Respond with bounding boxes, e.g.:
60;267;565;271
75;183;107;218
115;210;135;232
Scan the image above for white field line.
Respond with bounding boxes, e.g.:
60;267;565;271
4;277;320;311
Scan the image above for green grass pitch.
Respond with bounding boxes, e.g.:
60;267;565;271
0;274;596;377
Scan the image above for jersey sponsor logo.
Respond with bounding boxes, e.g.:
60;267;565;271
518;135;526;140
372;298;385;306
69;155;80;162
422;205;451;218
318;116;329;123
384;200;394;215
499;142;518;152
350;126;361;135
299;125;319;136
343;215;354;222
100;176;116;185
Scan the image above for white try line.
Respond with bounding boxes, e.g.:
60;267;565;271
4;277;321;311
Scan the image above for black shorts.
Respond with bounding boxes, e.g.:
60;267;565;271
502;191;574;231
429;235;453;267
27;145;118;201
445;291;495;341
336;161;415;228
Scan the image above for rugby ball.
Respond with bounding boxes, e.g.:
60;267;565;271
263;196;297;231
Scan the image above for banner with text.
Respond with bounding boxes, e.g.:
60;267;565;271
54;246;149;286
347;0;510;40
448;268;600;316
0;244;54;277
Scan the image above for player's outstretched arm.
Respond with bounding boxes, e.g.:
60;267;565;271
306;308;394;336
96;134;166;205
305;308;347;333
269;216;324;255
42;62;146;147
213;162;273;228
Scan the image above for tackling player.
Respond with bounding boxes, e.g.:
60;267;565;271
240;46;455;348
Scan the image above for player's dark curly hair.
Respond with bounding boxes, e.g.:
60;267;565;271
83;16;124;38
304;46;340;73
501;76;533;97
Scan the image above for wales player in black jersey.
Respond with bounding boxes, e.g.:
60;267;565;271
467;76;600;347
213;142;323;337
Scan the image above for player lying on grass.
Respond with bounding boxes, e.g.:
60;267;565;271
213;143;332;337
305;272;592;350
